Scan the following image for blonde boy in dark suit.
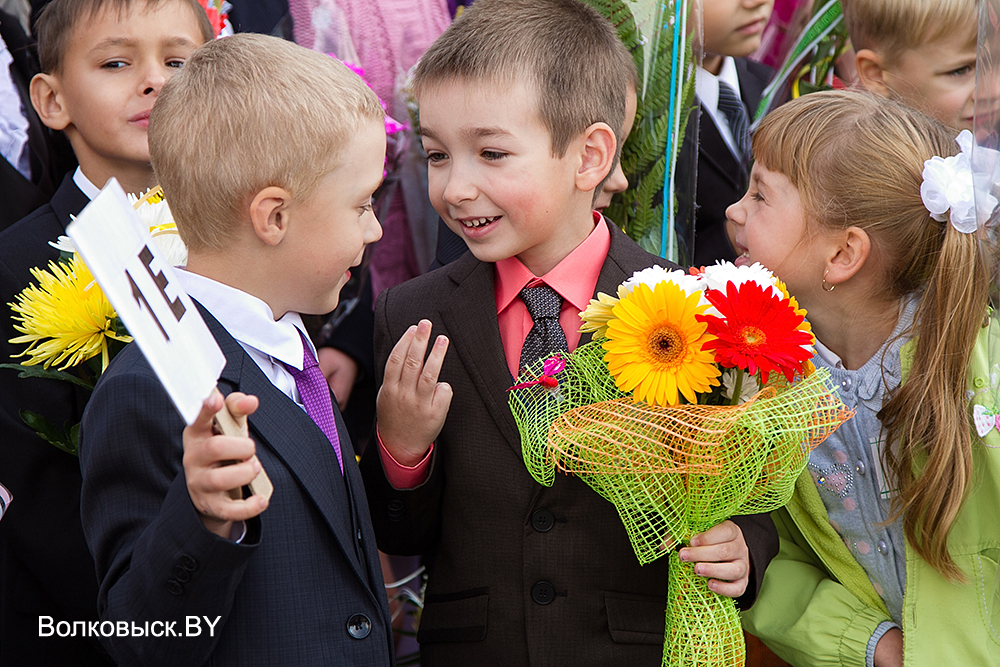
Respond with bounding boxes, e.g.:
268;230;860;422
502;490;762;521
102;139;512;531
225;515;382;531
79;34;393;666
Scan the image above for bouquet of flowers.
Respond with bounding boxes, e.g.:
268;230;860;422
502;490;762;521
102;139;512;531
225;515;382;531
1;187;185;454
509;261;852;667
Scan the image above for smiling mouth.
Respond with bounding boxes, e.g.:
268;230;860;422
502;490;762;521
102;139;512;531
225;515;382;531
459;216;501;228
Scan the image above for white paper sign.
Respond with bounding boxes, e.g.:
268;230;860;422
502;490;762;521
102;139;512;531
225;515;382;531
67;179;225;425
0;483;11;522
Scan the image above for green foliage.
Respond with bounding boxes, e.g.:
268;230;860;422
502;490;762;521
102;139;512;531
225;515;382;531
581;0;697;257
0;363;94;390
18;410;79;456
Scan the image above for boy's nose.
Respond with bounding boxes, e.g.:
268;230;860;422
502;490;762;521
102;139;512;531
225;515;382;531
441;168;477;205
367;214;384;244
604;164;628;197
141;68;168;96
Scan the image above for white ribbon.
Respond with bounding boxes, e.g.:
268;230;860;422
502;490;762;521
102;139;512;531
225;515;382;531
921;130;999;234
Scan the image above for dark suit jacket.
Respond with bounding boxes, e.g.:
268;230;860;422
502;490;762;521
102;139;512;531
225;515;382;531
0;175;113;666
78;306;394;666
692;57;773;267
0;10;76;232
360;220;778;666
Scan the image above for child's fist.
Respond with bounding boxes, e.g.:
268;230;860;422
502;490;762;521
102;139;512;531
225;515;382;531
183;390;268;539
377;319;452;465
678;520;750;599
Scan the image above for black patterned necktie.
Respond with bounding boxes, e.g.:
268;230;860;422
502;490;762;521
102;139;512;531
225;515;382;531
519;284;568;372
717;80;751;162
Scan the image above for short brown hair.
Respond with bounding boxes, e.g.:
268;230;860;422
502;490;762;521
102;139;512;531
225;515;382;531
413;0;636;158
34;0;214;74
841;0;976;65
149;33;384;252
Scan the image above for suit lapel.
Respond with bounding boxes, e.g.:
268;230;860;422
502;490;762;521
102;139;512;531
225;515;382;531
440;254;523;454
51;175;90;229
198;304;369;585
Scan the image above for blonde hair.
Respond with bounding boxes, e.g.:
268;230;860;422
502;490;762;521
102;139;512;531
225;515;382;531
754;90;988;581
412;0;636;159
841;0;977;64
149;34;384;252
35;0;214;74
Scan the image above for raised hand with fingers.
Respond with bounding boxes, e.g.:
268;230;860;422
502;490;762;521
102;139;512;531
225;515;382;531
678;519;751;599
183;390;269;539
376;319;452;466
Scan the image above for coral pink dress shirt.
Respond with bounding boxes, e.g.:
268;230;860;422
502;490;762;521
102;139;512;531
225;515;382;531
379;212;612;488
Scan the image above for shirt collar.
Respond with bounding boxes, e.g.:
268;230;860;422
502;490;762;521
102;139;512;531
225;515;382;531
695;56;741;115
813;296;919;401
173;269;314;371
494;211;610;314
72;167;102;201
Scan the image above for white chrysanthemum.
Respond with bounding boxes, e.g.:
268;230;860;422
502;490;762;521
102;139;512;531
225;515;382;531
623;266;705;298
721;368;760;404
128;192;177;231
149;225;187;268
52;191;186;267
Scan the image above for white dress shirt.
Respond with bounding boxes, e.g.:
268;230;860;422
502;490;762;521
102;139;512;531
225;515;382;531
72;167;102;201
172;269;317;408
695;56;743;160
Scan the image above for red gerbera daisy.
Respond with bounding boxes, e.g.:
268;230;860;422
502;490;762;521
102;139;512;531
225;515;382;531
696;281;815;383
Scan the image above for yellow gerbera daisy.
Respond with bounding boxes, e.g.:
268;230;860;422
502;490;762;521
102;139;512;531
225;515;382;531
9;255;131;371
602;282;720;406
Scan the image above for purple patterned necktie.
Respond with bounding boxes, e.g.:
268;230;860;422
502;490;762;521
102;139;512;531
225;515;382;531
285;331;344;474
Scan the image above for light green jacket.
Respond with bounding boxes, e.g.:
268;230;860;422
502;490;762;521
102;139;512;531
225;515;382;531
742;324;1000;667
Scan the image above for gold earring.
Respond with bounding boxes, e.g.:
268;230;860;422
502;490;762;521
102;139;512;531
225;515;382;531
822;270;835;292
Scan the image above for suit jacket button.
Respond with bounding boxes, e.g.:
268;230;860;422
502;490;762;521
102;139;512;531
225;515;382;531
531;508;555;532
164;580;183;596
172;565;191;583
531;581;555;605
179;555;198;571
347;613;371;639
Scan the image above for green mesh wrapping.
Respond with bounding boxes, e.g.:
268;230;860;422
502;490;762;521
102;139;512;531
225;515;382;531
510;340;852;666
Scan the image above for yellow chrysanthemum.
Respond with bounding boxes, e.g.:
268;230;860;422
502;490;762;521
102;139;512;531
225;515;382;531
602;282;720;406
9;255;131;371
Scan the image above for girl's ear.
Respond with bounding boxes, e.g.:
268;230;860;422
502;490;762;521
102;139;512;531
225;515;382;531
824;226;871;288
249;186;293;246
855;49;890;98
575;121;616;193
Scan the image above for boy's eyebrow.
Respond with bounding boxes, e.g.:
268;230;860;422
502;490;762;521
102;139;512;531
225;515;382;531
417;126;514;142
89;35;199;54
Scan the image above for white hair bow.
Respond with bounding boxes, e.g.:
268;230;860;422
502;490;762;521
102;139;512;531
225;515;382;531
921;130;999;234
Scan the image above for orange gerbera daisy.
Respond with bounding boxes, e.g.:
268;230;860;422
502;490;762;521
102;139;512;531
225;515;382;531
602;282;720;406
697;281;814;383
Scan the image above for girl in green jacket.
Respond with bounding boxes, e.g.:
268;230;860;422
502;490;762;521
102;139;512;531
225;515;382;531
729;89;1000;667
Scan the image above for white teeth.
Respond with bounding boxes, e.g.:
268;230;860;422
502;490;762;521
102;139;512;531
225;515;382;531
461;216;498;228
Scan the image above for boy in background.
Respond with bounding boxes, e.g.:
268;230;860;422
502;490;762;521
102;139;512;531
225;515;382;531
360;1;778;664
691;0;775;266
844;0;977;132
0;1;211;664
79;33;393;666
